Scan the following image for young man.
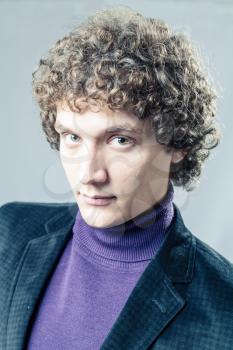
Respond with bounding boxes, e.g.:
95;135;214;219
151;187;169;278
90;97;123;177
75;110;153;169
1;6;233;350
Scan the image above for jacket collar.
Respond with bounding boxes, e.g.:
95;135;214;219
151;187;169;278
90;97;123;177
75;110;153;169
6;203;196;350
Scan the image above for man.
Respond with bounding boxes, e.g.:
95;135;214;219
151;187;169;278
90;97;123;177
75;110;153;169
1;6;233;350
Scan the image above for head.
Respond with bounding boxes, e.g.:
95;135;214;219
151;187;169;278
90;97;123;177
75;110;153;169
32;6;221;228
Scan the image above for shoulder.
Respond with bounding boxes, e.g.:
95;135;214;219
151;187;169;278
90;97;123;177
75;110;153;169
186;231;233;324
194;233;233;285
171;204;233;327
167;212;233;344
0;200;72;218
0;200;75;223
0;201;76;340
0;200;77;300
171;204;233;287
0;201;76;249
173;204;233;287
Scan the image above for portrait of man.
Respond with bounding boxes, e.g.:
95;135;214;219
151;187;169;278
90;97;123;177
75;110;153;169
0;5;233;350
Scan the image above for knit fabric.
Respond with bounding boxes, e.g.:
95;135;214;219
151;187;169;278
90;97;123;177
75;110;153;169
27;182;174;349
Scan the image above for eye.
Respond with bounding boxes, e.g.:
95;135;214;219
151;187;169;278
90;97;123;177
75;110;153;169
61;133;80;144
60;133;135;148
110;136;134;147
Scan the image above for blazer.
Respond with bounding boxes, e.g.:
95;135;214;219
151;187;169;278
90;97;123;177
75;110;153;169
0;201;233;350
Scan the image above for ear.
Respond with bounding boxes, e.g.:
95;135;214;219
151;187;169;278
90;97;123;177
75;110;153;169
171;150;187;164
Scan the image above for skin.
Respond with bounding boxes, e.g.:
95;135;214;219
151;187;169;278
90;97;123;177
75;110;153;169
55;102;185;228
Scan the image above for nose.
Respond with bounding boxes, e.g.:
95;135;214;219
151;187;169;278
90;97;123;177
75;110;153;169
80;147;108;185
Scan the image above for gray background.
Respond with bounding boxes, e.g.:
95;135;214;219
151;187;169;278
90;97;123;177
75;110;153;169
1;0;232;261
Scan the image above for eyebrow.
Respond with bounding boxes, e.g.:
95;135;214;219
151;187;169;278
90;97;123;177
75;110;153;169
54;123;142;136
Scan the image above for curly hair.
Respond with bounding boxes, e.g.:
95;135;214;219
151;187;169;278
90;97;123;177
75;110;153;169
32;5;221;191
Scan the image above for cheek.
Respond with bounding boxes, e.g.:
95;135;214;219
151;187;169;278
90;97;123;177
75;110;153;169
109;154;146;196
132;149;171;190
148;148;172;176
61;160;79;185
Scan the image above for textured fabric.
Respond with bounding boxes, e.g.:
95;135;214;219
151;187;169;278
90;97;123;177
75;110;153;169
0;201;233;349
26;183;174;349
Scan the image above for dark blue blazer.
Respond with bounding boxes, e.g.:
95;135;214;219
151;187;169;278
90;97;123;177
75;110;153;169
0;201;233;350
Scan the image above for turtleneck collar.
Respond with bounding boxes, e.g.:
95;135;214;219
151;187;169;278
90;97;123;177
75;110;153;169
72;181;174;266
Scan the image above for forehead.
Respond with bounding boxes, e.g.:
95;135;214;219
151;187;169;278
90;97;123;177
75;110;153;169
55;103;153;138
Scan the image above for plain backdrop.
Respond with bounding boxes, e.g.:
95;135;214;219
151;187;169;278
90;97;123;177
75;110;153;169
0;0;232;262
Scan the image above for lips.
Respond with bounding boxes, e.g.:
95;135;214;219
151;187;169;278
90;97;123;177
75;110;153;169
81;193;116;206
82;193;116;199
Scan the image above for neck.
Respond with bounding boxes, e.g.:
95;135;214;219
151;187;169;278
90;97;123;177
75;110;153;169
72;181;175;267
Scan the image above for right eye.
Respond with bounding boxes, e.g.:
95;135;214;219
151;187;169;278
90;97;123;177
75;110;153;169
61;133;80;145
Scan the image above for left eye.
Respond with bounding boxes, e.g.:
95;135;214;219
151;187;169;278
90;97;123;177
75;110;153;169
111;136;133;146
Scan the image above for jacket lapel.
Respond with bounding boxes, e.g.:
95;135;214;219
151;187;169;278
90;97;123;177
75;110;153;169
100;266;185;350
100;204;196;350
5;204;77;350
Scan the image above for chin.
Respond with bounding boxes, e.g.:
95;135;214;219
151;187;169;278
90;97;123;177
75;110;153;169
91;218;114;228
77;201;125;228
88;215;121;229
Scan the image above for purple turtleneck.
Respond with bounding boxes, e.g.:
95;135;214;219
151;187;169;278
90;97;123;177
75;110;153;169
27;182;174;349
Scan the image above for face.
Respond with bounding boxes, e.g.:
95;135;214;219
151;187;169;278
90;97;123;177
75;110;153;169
55;103;183;228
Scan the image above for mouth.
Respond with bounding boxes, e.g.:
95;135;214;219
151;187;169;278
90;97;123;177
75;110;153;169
79;192;116;206
83;194;116;199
